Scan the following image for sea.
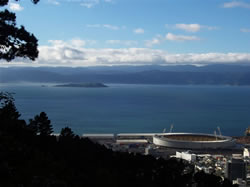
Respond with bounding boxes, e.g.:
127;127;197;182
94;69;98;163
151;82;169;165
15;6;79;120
0;83;250;136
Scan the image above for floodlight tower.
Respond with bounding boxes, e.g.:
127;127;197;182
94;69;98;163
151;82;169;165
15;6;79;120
169;124;174;133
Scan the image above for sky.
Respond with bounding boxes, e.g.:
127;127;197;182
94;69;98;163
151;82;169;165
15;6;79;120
3;0;250;67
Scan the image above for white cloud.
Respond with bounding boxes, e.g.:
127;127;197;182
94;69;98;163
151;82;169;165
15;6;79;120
205;26;218;31
175;24;201;32
134;28;145;34
86;24;124;30
52;0;113;8
241;28;250;32
103;24;120;30
145;33;200;47
48;0;60;5
47;39;96;48
74;0;113;8
145;35;165;47
80;0;99;8
86;24;101;28
70;39;86;47
223;1;250;9
39;40;86;63
9;2;24;11
4;39;250;67
106;40;138;46
172;24;217;32
166;33;200;41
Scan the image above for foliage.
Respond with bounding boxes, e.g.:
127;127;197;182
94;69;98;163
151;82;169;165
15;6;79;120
28;112;53;136
0;0;39;6
0;0;39;61
27;118;38;135
0;92;21;132
0;91;15;106
60;126;75;138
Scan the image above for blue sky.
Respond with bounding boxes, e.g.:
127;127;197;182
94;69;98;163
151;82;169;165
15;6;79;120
3;0;250;66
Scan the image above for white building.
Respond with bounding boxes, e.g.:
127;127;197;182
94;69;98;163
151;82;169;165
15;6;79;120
243;148;250;158
176;151;196;162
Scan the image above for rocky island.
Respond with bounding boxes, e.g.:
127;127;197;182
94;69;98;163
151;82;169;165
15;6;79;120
54;83;108;88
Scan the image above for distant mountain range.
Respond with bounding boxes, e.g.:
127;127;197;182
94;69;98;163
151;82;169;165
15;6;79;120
1;64;250;85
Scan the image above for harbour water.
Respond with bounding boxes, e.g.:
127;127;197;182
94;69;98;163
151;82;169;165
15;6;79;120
1;83;250;136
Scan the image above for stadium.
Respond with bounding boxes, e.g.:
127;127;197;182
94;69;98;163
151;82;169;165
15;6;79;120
153;133;236;149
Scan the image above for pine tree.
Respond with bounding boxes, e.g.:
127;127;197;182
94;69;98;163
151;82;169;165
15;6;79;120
0;92;20;123
60;126;75;138
37;112;53;136
27;118;38;135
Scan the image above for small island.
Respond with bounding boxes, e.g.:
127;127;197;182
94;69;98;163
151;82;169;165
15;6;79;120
54;83;108;88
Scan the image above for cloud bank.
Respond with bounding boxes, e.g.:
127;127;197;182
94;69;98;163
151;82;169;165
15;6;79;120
3;39;250;67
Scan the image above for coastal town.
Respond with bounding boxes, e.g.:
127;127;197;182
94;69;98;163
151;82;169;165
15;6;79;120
83;127;250;187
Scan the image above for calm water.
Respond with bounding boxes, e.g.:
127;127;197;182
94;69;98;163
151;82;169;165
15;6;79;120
1;83;250;136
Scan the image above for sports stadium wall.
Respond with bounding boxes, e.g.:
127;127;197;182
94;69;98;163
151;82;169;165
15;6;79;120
153;133;236;149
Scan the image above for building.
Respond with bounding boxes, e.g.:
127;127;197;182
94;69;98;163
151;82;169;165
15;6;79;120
175;151;196;162
153;133;235;149
225;158;247;181
232;178;246;187
243;148;250;158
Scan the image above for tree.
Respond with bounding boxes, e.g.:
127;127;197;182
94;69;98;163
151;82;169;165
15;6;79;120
0;0;39;61
37;112;53;136
29;112;53;136
0;92;20;122
0;92;26;135
60;126;75;138
27;118;38;135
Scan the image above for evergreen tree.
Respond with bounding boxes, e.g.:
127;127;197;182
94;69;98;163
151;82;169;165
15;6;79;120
0;92;21;130
30;112;53;136
60;126;75;138
27;118;39;135
38;112;53;136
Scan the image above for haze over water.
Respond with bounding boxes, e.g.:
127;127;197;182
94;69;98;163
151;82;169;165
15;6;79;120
1;83;250;136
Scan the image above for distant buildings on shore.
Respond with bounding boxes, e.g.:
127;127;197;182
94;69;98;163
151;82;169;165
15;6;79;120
82;132;250;186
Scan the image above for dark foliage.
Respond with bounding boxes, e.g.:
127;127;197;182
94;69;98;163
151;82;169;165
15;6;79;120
60;126;75;138
27;118;39;135
0;92;22;133
28;112;53;136
0;0;39;61
0;92;237;187
0;92;20;120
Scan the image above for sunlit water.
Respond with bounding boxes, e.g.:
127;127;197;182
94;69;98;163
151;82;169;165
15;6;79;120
1;83;250;136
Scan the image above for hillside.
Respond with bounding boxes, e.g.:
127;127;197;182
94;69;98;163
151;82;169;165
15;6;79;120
1;64;250;85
